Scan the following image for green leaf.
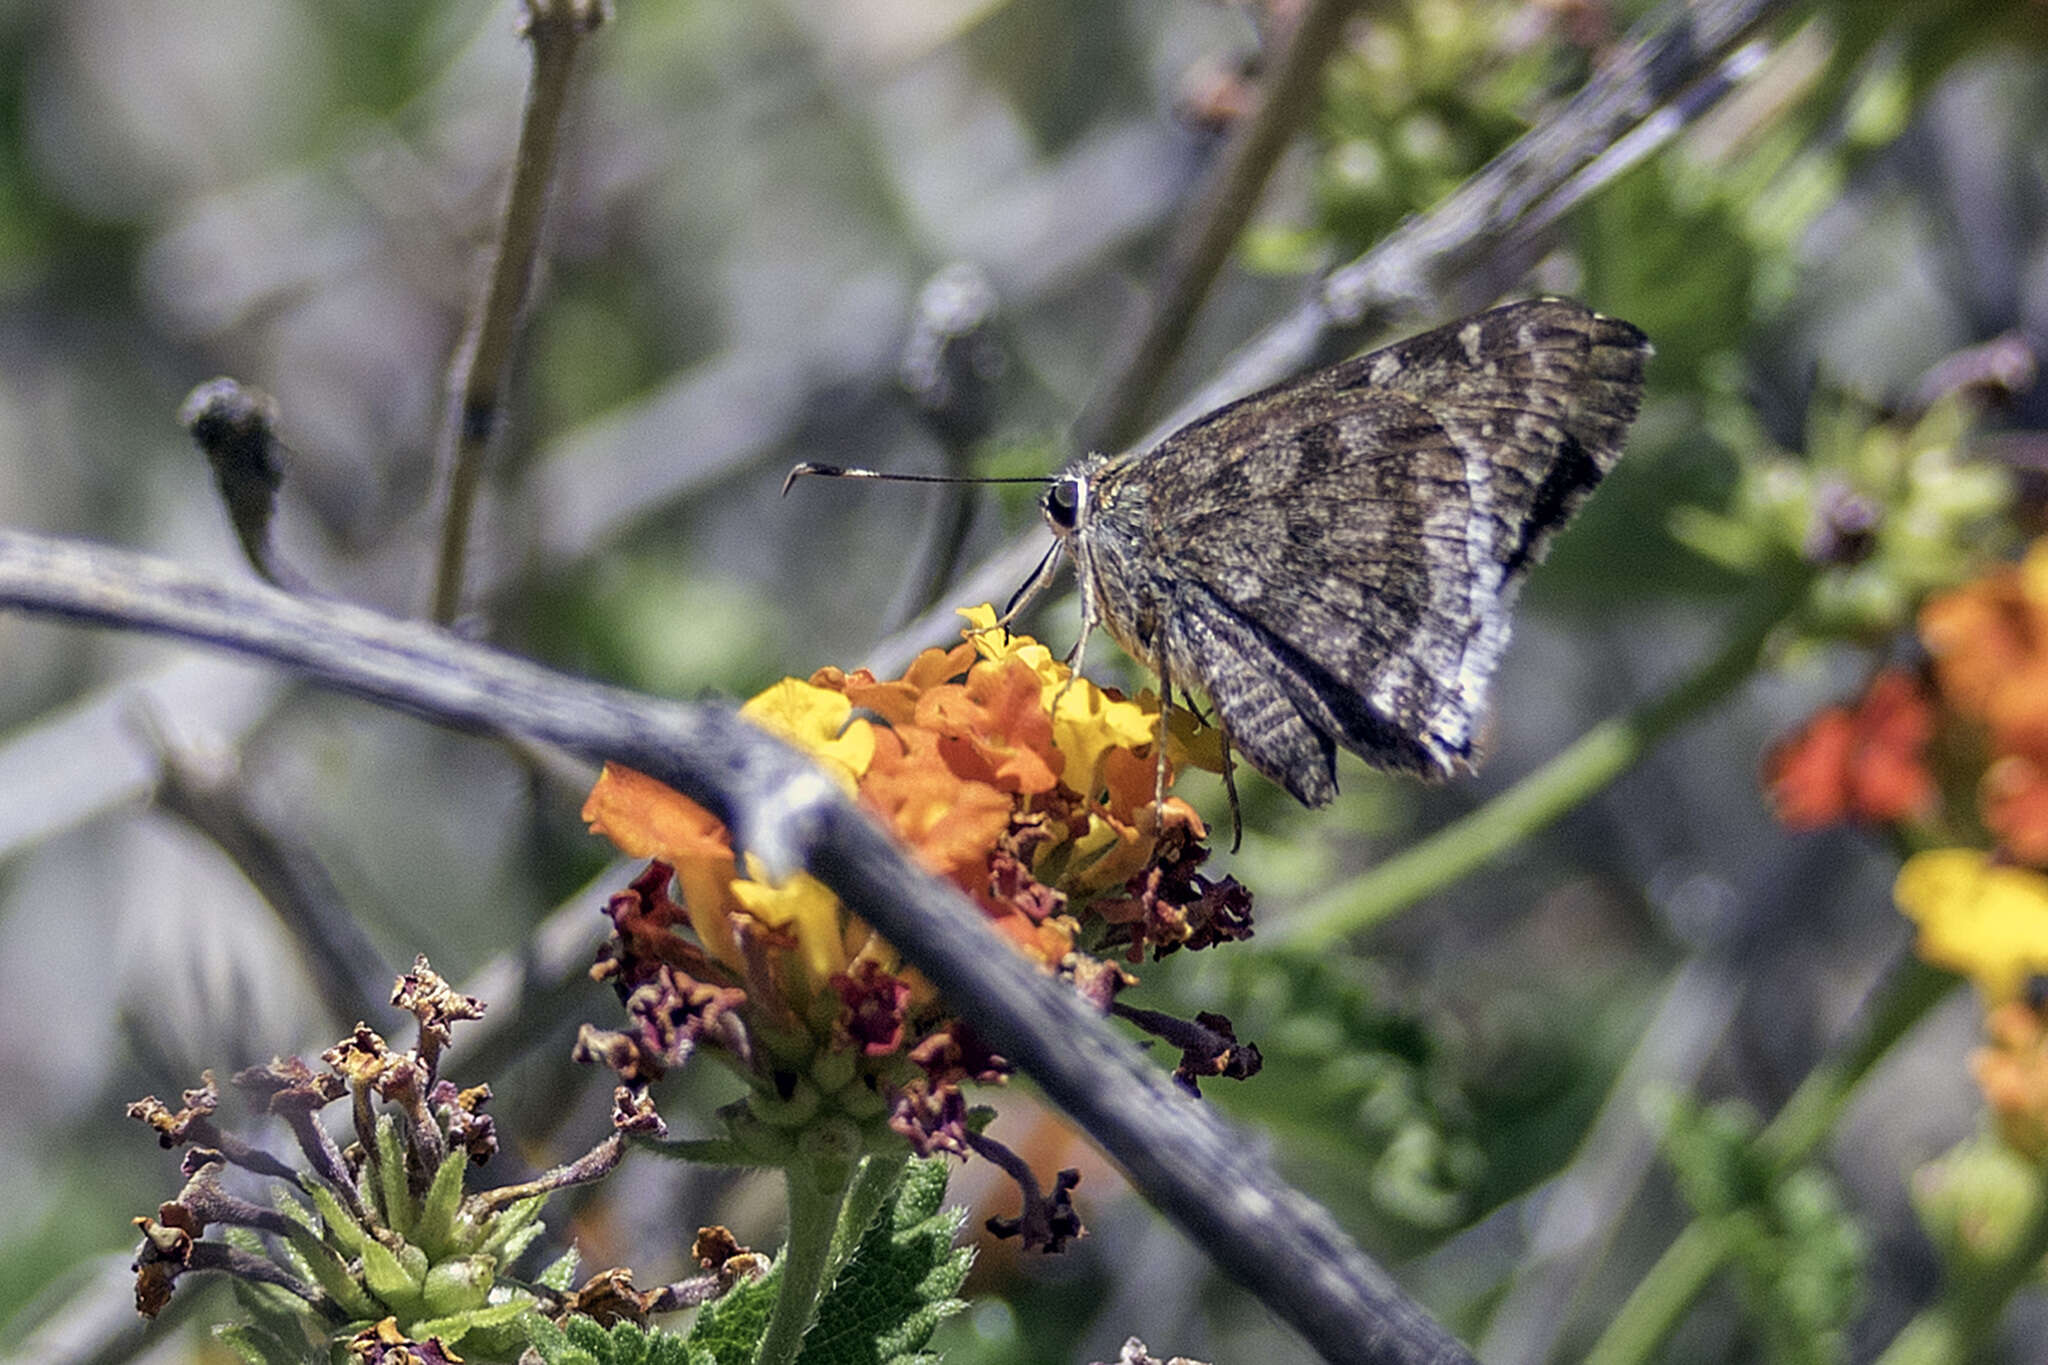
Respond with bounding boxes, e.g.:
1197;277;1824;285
376;1113;414;1237
684;1261;776;1365
410;1295;541;1347
361;1235;426;1319
562;1315;709;1365
223;1274;328;1360
474;1192;549;1264
792;1157;971;1365
420;1254;496;1317
520;1312;601;1365
538;1244;582;1293
214;1320;323;1365
1657;1092;1866;1363
411;1148;469;1258
306;1182;371;1259
283;1225;380;1321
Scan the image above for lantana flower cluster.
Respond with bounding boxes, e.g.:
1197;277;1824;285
1765;538;2048;1152
577;608;1255;1242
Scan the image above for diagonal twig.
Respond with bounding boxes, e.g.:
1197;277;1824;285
1073;0;1365;458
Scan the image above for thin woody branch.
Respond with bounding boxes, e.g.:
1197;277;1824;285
428;0;607;624
0;527;1473;1365
1074;0;1364;458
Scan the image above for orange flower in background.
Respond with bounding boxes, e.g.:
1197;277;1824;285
1982;754;2048;867
1920;539;2048;755
1970;988;2048;1160
1763;668;1938;830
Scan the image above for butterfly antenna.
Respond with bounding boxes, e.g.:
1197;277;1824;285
781;461;1055;497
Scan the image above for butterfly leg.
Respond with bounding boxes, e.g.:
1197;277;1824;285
1050;563;1097;718
1151;647;1172;816
1218;725;1243;854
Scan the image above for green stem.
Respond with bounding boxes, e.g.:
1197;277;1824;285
1281;571;1812;946
1582;957;1956;1365
1756;957;1954;1167
754;1134;860;1365
1582;1218;1745;1365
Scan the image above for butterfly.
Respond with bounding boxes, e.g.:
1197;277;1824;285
790;297;1651;814
1016;297;1650;808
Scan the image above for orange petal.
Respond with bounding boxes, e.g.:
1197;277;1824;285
1984;753;2048;866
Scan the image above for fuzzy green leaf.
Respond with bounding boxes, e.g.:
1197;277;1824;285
522;1312;602;1365
410;1294;541;1346
305;1181;370;1259
538;1245;582;1293
474;1192;548;1264
361;1234;426;1318
561;1315;709;1365
222;1273;328;1360
214;1320;322;1365
683;1265;775;1365
686;1157;969;1365
376;1112;414;1236
412;1148;470;1258
282;1225;380;1321
420;1254;496;1317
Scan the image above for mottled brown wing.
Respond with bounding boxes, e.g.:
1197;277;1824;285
1122;298;1649;804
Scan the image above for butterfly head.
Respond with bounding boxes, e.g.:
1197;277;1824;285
1040;475;1086;539
1042;452;1117;542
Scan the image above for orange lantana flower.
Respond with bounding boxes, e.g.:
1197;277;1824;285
1971;993;2048;1159
1763;667;1937;830
576;608;1255;1166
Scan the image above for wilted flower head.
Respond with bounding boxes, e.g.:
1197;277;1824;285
121;959;686;1358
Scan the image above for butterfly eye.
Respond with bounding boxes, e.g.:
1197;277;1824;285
1042;478;1083;531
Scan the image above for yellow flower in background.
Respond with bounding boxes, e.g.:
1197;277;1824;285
1894;849;2048;1001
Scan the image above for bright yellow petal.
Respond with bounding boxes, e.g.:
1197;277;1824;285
741;678;875;792
1049;677;1159;798
959;605;1069;688
731;858;848;985
1895;849;2048;1001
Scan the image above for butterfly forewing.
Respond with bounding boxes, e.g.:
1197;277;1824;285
1069;298;1650;806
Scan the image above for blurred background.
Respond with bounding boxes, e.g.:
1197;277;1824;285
1;0;2046;1361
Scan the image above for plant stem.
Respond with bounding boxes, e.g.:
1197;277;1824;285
754;1140;859;1365
429;0;603;624
1580;1218;1745;1365
1581;957;1956;1365
1074;0;1362;457
1281;570;1812;946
